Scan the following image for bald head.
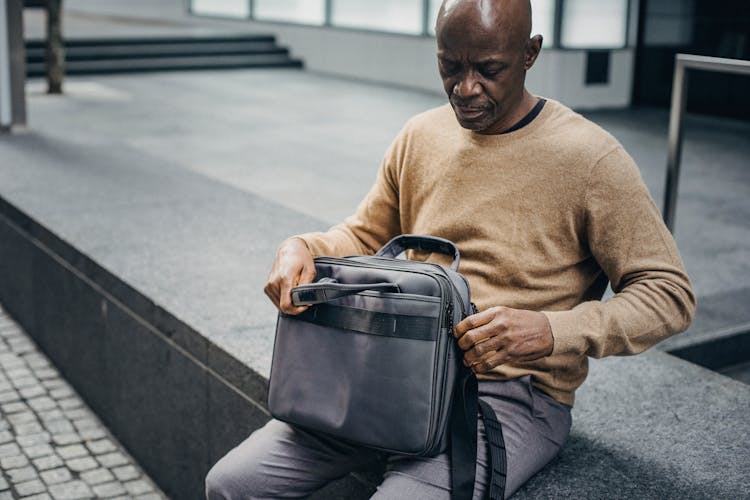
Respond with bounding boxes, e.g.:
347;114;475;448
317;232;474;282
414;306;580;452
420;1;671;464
437;0;532;48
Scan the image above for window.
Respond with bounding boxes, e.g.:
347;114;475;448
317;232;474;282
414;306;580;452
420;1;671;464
332;0;423;35
254;0;326;25
561;0;629;49
531;0;555;43
190;0;249;19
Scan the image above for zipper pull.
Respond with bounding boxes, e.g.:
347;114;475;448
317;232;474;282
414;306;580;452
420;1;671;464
446;302;454;331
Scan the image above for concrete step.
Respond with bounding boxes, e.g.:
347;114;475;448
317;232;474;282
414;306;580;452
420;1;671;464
24;36;304;76
25;41;283;61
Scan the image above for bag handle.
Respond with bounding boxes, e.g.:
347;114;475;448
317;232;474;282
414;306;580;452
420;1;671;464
376;235;461;271
291;279;401;306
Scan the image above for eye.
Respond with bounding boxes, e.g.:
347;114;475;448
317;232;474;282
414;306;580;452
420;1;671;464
439;60;460;76
478;65;504;78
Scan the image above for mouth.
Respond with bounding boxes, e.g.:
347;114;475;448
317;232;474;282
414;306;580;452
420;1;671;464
452;102;490;121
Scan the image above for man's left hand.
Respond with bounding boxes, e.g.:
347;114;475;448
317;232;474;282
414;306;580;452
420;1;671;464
454;306;554;373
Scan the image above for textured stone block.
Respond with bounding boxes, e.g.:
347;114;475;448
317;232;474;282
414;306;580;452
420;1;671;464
33;454;64;471
80;468;115;486
40;467;72;485
14;479;46;497
48;480;93;500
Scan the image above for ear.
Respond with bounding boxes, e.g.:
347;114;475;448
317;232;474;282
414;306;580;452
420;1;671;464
524;34;543;70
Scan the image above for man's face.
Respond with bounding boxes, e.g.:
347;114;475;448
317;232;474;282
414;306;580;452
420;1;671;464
436;8;533;134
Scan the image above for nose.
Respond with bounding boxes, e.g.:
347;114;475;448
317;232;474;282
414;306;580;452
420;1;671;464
453;70;482;99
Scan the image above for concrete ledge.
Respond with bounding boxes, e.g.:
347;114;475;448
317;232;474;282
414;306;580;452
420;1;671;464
0;198;277;498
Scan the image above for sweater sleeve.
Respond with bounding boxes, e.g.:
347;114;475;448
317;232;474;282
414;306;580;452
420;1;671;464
543;147;696;358
295;132;404;257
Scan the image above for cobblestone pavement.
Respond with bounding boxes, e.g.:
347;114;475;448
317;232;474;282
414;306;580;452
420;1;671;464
0;307;167;499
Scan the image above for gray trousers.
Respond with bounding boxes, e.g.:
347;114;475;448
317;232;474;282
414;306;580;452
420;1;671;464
205;376;571;500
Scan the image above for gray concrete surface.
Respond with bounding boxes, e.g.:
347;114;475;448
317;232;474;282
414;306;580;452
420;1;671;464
0;306;166;500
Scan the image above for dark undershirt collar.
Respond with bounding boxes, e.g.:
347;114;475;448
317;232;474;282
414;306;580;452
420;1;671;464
500;98;547;134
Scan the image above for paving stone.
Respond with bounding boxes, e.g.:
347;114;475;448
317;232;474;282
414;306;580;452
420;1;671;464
66;456;98;473
0;492;10;500
0;477;7;490
56;444;89;460
0;389;20;404
57;398;82;411
34;368;60;381
21;394;57;411
71;418;97;432
40;467;73;486
33;454;64;471
52;432;83;446
80;467;115;486
18;384;47;400
21;353;51;369
0;442;22;457
41;379;63;390
52;433;82;446
37;409;66;422
1;454;30;469
17;432;52;447
124;479;152;496
9;339;36;354
46;419;74;435
23;443;55;459
111;465;139;482
62;408;90;421
0;430;13;444
24;493;53;500
0;420;8;431
86;438;116;455
1;401;28;413
0;354;24;369
8;411;37;425
5;367;32;380
49;387;75;400
78;428;106;441
14;479;46;497
7;465;38;483
15;422;45;436
91;482;127;498
95;452;128;468
48;480;93;500
13;377;40;389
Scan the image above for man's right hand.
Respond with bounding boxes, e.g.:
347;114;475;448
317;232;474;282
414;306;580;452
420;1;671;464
264;237;317;315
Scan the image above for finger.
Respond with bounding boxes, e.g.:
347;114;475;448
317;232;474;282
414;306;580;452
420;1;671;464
463;335;504;364
263;280;279;306
456;320;503;351
454;309;495;337
471;350;508;374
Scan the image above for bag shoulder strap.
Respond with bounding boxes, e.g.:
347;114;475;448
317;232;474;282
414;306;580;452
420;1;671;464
478;399;507;500
450;369;507;500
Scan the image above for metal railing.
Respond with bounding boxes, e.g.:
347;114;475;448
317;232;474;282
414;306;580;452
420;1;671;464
663;53;750;232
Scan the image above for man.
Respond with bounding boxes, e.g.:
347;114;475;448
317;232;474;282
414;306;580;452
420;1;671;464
206;0;695;498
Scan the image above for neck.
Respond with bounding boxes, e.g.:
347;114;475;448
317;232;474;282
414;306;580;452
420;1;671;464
478;89;538;135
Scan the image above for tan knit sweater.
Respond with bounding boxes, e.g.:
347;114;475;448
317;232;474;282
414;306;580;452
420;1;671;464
298;100;695;406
